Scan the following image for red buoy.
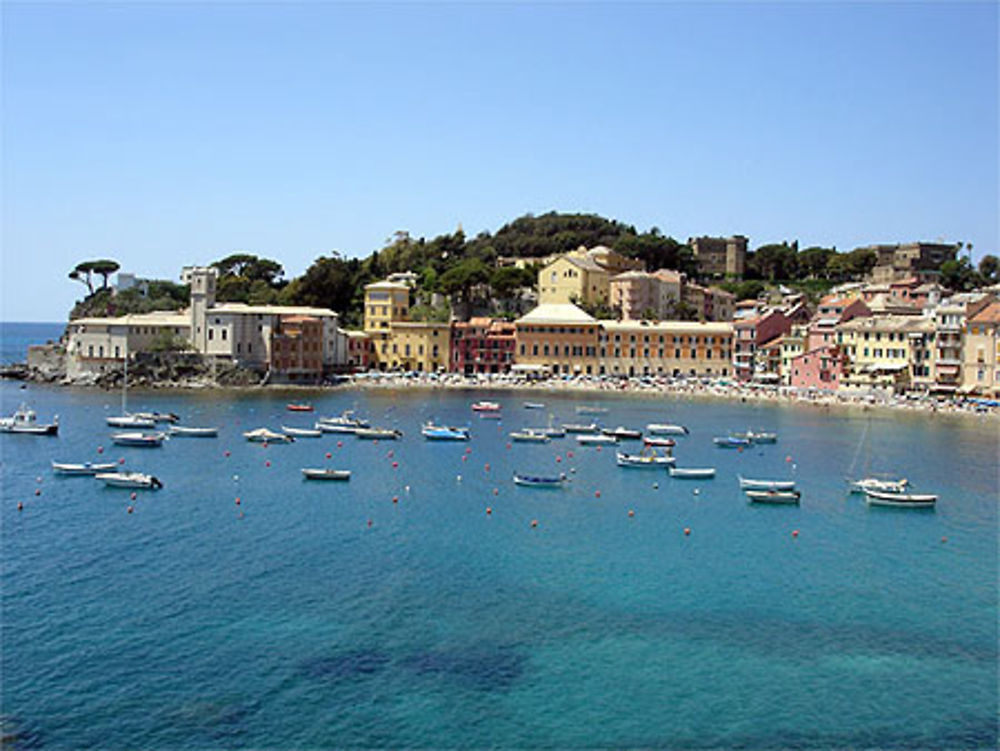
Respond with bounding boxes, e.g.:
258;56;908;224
556;456;562;463
684;527;691;536
127;505;134;514
337;441;343;448
325;452;332;459
235;497;241;505
17;502;23;511
265;460;271;467
392;496;399;504
119;457;125;465
595;490;601;498
130;492;137;501
392;461;398;468
493;488;499;496
628;509;635;518
34;489;40;496
224;450;231;457
530;519;538;528
97;446;104;454
792;529;799;538
486;507;492;515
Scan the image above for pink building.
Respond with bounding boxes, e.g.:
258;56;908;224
733;310;792;381
451;318;516;374
806;296;870;351
609;269;684;320
789;345;845;391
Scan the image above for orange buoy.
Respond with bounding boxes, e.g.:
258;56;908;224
486;507;492;515
684;527;691;536
235;497;241;505
738;447;743;453
628;509;635;518
392;496;399;504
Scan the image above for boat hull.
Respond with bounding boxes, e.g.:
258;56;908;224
745;490;800;504
96;472;162;489
302;469;351;481
669;468;716;479
739;476;797;491
863;489;936;508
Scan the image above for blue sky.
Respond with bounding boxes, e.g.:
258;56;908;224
2;1;997;321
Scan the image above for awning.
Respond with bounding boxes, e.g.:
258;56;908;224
511;364;550;373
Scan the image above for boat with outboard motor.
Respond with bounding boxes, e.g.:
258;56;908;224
863;488;937;508
168;425;219;437
111;431;166;447
510;429;550;443
355;427;402;440
669;467;716;479
745;488;801;504
422;423;470;441
738;476;797;491
244;428;294;443
616;450;675;468
513;472;567;488
1;404;59;435
96;471;163;489
647;423;689;435
281;426;322;438
714;436;751;449
301;468;352;481
52;460;118;475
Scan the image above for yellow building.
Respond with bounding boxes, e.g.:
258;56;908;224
837;315;935;392
962;302;1000;396
598;320;734;378
537;246;642;305
514;303;601;376
384;322;451;372
364;281;410;333
779;325;808;385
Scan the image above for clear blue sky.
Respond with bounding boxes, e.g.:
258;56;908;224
2;1;997;321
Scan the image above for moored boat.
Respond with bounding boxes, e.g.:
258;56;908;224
244;428;294;443
1;404;59;435
669;467;716;479
111;431;166;447
96;472;163;489
745;488;801;504
644;436;676;448
730;430;778;444
168;425;219;437
134;411;180;424
286;403;314;412
647;423;689;435
510;429;550;443
471;400;501;412
281;425;323;438
738;475;797;491
863;488;937;508
317;412;370;430
714;436;751;448
355;427;402;440
513;472;566;487
602;427;642;440
616;450;675;468
576;405;609;415
52;460;118;475
301;468;351;481
577;434;618;445
106;414;157;429
523;402;546;409
851;477;908;494
563;423;599;433
422;423;470;441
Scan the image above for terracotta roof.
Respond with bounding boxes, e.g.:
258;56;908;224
968;301;1000;325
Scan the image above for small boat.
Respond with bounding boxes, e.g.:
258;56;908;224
422;424;470;441
244;428;294;443
616;450;675;468
644;436;676;448
669;467;716;479
731;430;778;444
286;403;314;412
355;427;402;440
317;412;370;430
110;432;166;447
513;472;566;488
537;426;566;438
851;477;908;494
52;461;118;475
1;404;59;435
863;488;937;508
602;427;642;440
745;488;801;504
316;421;359;434
168;425;219;437
510;430;550;443
133;411;180;424
106;414;157;428
471;401;501;412
563;423;599;433
647;424;689;435
301;468;351;481
714;436;751;448
96;472;163;489
576;406;609;415
523;402;546;410
738;476;797;491
577;434;618;445
281;425;323;438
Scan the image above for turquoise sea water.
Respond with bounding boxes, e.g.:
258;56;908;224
0;322;65;365
1;381;997;749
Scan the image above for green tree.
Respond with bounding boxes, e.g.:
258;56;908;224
753;243;799;281
977;254;998;284
940;258;979;291
69;259;121;294
798;247;835;279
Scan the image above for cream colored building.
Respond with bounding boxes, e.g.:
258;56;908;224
962;301;1000;395
597;320;734;378
779;325;808;386
609;269;684;320
837;315;936;392
65;312;191;378
537;246;643;306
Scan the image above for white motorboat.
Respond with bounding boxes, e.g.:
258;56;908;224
317;412;369;430
355;427;402;440
510;430;550;443
577;434;618;445
513;472;566;488
863;488;937;508
134;411;180;424
301;468;351;481
669;467;716;479
563;423;599;433
168;425;219;437
280;425;322;438
851;477;908;494
422;424;470;441
96;472;163;489
644;436;676;448
52;460;118;475
1;404;59;435
523;402;546;410
316;421;359;434
647;423;689;435
576;406;609;415
738;476;796;491
602;426;642;440
106;414;157;429
471;400;501;412
745;488;801;504
244;428;294;443
714;436;751;449
616;450;675;468
111;432;166;447
730;430;778;444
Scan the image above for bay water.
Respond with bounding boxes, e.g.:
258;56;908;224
1;380;997;748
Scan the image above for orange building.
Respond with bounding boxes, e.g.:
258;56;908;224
514;304;601;376
270;315;324;383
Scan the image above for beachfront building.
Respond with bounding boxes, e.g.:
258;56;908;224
806;295;871;352
65;312;192;378
363;279;411;369
930;294;993;394
597;321;733;378
270;316;324;383
788;345;845;391
962;301;1000;396
689;235;748;277
732;310;792;382
682;282;736;322
837;315;936;393
866;242;958;285
345;331;373;371
779;325;807;386
451;318;516;374
537;246;643;306
514;303;601;376
382;322;451;373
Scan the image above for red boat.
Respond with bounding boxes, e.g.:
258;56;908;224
471;401;501;412
644;436;676;448
286;403;314;412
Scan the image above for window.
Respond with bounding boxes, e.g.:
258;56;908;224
221;329;227;341
208;329;214;341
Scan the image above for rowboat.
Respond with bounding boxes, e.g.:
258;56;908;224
106;414;156;428
714;436;751;448
168;425;219;437
851;477;908;494
563;423;599;433
669;467;716;479
111;432;166;447
616;450;675;468
577;434;618;445
602;427;642;440
1;404;59;435
863;488;937;508
644;436;676;448
647;423;689;435
281;426;323;438
95;472;163;489
738;476;796;491
52;461;118;475
422;424;470;441
510;430;550;443
355;427;402;440
244;428;294;443
513;472;566;488
471;401;501;412
301;468;351;481
286;403;314;412
576;406;609;415
745;489;801;504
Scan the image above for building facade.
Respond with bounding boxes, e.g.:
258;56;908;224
385;322;451;372
597;321;733;378
451;318;516;374
514;304;601;376
689;235;747;277
538;246;643;306
962;302;1000;396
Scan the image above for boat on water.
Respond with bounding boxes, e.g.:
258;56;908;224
168;425;219;437
577;434;618;445
317;412;370;430
563;422;599;433
1;404;59;435
616;450;675;468
301;468;351;481
850;477;908;494
523;402;546;410
714;436;751;448
471;401;501;412
52;460;118;475
647;423;689;435
537;426;566;438
95;472;163;489
738;475;797;491
111;432;166;447
576;406;609;415
316;421;359;434
510;429;550;443
134;411;180;424
730;430;778;444
286;403;314;412
355;427;402;440
602;426;642;440
863;488;937;508
669;467;716;479
513;472;566;487
244;428;294;443
281;425;323;438
644;436;676;448
422;424;470;441
106;414;157;429
745;488;801;504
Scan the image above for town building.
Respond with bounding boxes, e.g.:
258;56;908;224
270;316;324;383
866;242;958;284
514;304;601;376
384;322;451;372
732;310;792;382
837;315;936;392
598;320;733;378
682;282;735;322
345;331;373;371
537;246;643;306
65;312;191;378
962;301;1000;396
609;269;683;320
688;235;748;277
788;345;845;391
363;279;411;369
451;318;516;374
806;295;871;352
